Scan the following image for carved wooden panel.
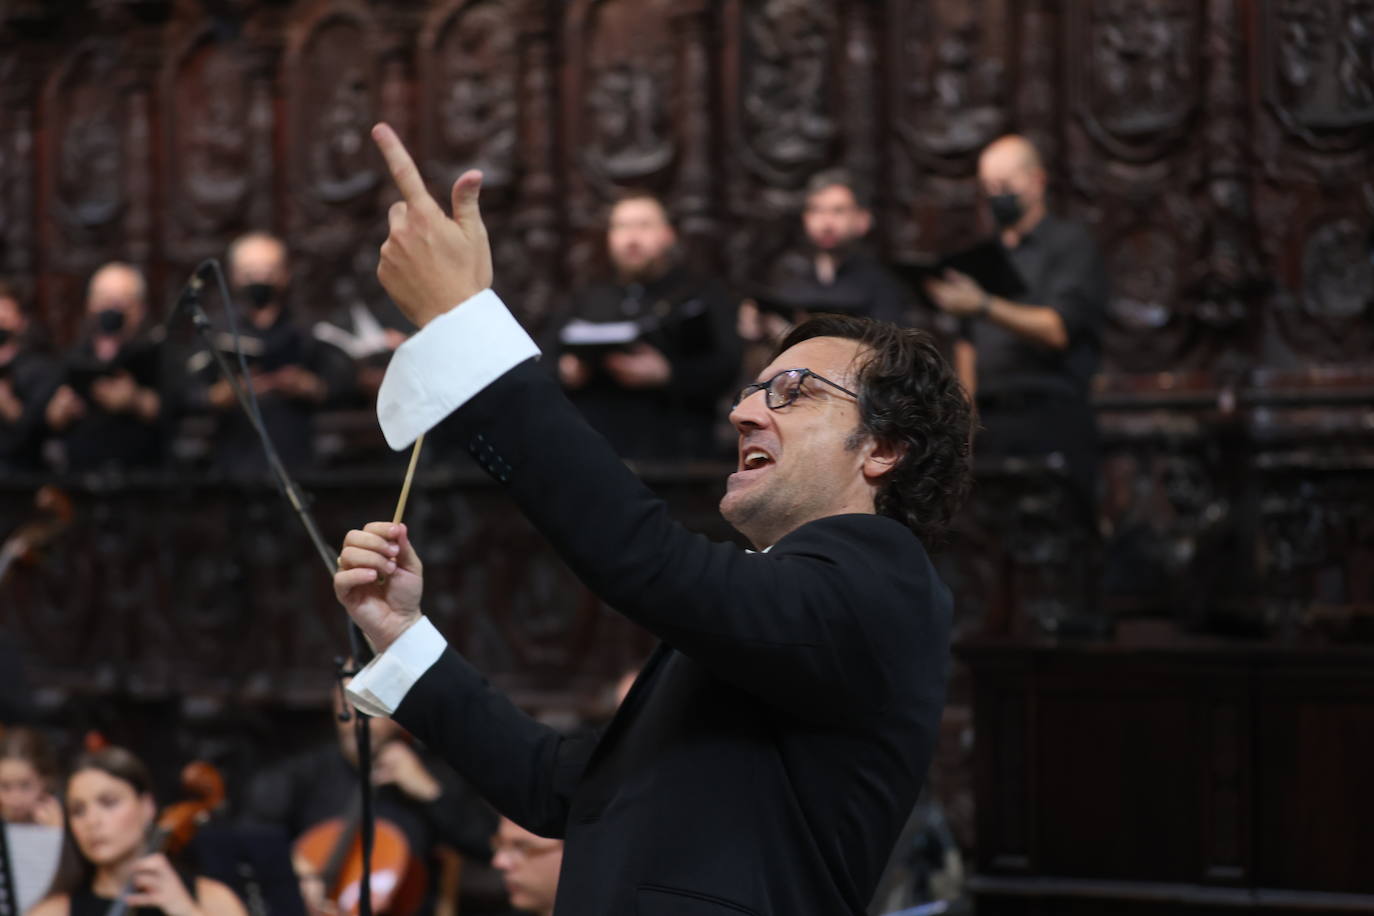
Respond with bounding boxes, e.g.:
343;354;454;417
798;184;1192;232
886;0;1011;256
2;8;1374;854
721;0;845;285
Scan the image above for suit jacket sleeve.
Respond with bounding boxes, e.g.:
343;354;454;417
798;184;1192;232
392;646;600;839
452;359;936;724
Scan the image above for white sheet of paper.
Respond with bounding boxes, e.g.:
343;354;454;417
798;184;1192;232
559;319;640;346
5;823;63;915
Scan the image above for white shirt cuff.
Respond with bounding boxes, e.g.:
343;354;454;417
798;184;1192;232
345;616;447;717
376;289;541;450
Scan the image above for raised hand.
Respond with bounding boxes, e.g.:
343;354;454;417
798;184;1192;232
335;522;424;652
372;123;493;327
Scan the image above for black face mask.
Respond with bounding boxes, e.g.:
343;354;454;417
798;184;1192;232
243;283;280;310
96;308;126;334
988;193;1024;229
0;328;12;347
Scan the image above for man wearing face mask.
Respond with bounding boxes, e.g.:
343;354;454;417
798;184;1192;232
0;282;62;474
45;262;166;473
192;232;353;474
550;191;741;461
924;134;1108;516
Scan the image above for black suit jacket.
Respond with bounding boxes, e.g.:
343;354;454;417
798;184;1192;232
394;359;952;915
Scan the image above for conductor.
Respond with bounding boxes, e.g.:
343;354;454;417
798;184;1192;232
334;125;973;916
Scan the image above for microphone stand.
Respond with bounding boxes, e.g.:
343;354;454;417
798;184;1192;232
177;262;377;916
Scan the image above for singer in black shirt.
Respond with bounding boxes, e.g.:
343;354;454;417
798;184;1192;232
550;192;741;461
925;135;1107;514
0;282;61;474
46;262;168;473
190;233;354;475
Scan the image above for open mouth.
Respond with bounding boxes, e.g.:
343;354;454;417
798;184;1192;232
738;447;775;472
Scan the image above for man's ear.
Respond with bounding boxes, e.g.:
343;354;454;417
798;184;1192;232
861;435;905;482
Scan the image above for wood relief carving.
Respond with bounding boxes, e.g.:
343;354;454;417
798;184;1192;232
167;37;252;246
1014;0;1060;173
1103;227;1188;371
422;0;519;196
288;9;378;214
568;0;680;194
46;42;127;253
738;0;837;184
0;46;37;284
894;0;1007;166
1274;216;1374;361
1265;0;1374;147
1073;0;1200;161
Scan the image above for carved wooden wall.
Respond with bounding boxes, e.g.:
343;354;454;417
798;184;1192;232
5;1;1368;366
2;0;1373;855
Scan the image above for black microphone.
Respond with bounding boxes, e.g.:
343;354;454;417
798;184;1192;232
170;260;217;325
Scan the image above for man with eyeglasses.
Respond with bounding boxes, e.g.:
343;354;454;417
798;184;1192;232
332;124;973;916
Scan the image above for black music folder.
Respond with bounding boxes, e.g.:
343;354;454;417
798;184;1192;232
896;238;1028;301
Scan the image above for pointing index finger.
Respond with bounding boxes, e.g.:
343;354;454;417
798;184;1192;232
372;123;433;208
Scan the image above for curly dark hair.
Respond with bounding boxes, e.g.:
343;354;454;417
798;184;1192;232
775;314;973;546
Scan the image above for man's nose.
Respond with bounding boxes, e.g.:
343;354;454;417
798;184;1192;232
729;390;769;431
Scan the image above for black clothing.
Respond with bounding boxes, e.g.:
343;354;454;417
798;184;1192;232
241;743;495;916
770;248;912;326
552;265;740;461
59;332;166;473
968;214;1107;403
0;349;61;473
399;359;953;916
68;866;199;916
965;213;1108;511
191;309;354;475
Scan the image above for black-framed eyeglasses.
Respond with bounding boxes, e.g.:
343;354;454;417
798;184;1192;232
731;368;858;411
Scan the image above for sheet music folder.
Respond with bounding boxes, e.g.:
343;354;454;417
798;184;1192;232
896;237;1028;301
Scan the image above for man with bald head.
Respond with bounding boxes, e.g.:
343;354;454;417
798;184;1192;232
45;261;167;472
191;231;353;474
925;133;1107;516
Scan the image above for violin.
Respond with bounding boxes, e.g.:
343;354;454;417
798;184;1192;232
291;806;425;916
105;761;225;916
0;486;72;587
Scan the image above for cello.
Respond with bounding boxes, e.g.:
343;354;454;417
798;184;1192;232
290;803;425;916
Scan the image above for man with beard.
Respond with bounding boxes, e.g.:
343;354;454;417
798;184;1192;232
44;262;166;473
191;232;353;475
0;282;61;474
551;191;741;461
923;134;1107;517
330;125;973;916
741;170;911;346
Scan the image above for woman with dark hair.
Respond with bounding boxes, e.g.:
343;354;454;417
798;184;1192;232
28;747;246;916
0;726;62;826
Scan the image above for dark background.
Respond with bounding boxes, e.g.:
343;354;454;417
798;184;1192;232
2;0;1373;911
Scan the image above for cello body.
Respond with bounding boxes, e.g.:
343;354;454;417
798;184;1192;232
291;816;426;916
